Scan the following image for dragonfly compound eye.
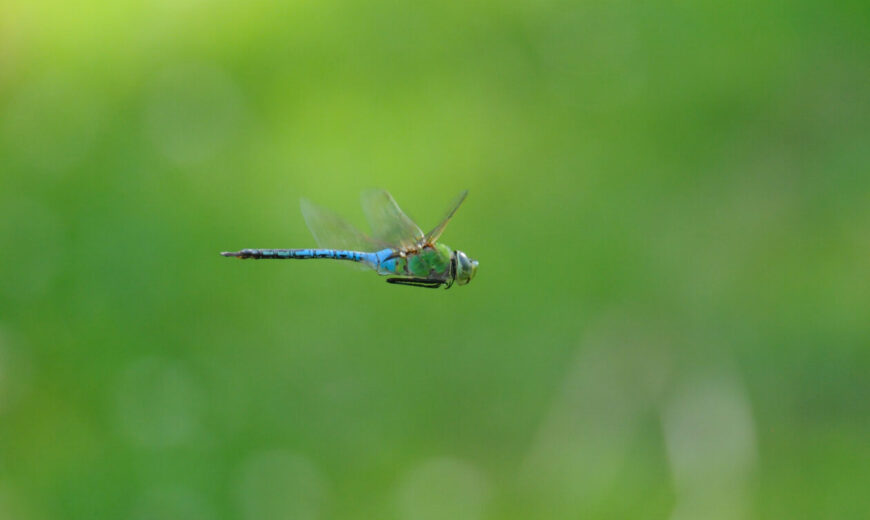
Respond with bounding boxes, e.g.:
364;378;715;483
454;250;476;285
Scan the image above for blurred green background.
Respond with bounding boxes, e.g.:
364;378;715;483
1;1;869;519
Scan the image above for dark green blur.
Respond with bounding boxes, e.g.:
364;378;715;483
1;1;868;519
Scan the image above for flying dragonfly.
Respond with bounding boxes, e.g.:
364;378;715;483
221;190;478;289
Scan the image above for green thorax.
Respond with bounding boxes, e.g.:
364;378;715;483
383;243;453;279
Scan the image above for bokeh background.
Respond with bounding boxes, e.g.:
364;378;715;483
1;1;869;519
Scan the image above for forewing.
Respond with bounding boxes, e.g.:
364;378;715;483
423;190;468;244
300;198;381;252
361;189;425;249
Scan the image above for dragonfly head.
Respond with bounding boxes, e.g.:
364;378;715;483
453;250;478;286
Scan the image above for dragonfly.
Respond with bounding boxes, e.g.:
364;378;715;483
221;190;478;289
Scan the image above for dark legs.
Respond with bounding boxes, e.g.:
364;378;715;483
386;278;446;289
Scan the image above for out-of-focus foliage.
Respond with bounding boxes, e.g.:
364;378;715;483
1;1;868;519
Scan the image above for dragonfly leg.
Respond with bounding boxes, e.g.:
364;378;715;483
386;277;445;289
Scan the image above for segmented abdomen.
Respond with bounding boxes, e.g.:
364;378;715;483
231;248;366;261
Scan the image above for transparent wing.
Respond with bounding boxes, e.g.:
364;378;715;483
423;190;468;244
361;189;425;249
300;198;382;252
